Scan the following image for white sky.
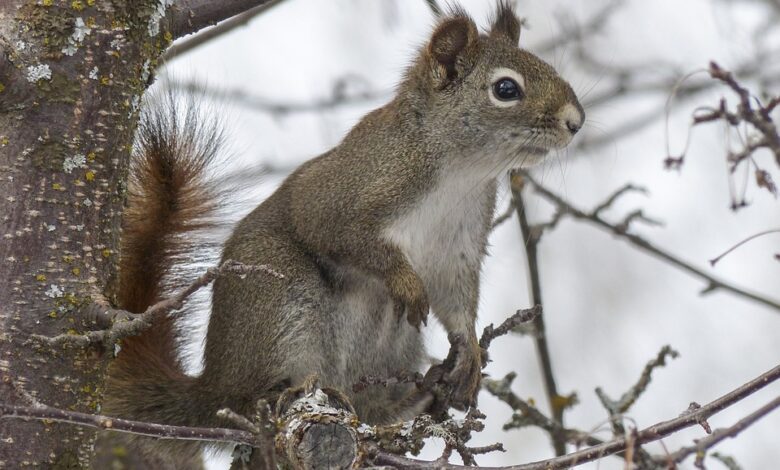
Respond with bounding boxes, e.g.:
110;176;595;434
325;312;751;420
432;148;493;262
159;0;780;468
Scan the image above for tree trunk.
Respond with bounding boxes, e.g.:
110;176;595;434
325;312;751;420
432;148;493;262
0;1;170;466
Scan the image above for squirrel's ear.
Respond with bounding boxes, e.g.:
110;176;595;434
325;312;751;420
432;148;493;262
427;12;480;82
489;0;522;44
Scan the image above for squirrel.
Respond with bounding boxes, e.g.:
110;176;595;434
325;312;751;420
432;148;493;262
104;0;584;461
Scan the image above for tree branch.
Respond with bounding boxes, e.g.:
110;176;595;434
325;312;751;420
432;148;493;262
518;170;780;313
166;0;278;40
370;364;780;469
509;171;571;456
174;77;389;115
164;0;289;61
0;403;257;446
31;260;284;348
664;395;780;468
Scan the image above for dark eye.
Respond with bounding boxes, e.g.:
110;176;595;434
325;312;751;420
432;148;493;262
493;78;523;101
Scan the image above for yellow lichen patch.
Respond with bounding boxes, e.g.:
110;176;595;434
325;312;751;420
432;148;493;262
71;0;84;11
0;83;5;93
100;76;111;86
86;0;95;5
87;151;96;162
62;255;74;263
164;31;173;44
52;182;65;191
86;17;96;28
35;274;47;282
85;170;95;181
48;311;58;318
101;248;111;258
0;137;8;146
111;446;128;458
42;0;53;6
71;267;81;275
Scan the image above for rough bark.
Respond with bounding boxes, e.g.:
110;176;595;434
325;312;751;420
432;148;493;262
0;1;174;466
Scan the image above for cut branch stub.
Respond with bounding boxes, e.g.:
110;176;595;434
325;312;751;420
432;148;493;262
274;388;360;469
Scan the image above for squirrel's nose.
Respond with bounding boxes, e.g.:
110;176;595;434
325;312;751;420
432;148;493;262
558;103;584;135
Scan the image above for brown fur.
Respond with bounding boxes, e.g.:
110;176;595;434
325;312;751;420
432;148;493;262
103;2;584;463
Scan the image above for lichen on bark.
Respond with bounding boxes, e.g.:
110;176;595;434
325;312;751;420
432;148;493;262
0;0;173;466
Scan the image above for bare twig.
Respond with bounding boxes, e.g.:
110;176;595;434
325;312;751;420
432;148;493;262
709;228;780;266
534;1;625;55
371;364;780;469
707;62;780;167
519;170;780;313
174;78;389;115
164;0;288;61
166;0;278;40
352;371;423;394
595;345;679;435
479;306;541;351
31;260;284;348
491;201;516;229
673;62;780;207
664;395;780;468
592;184;648;216
486;372;661;469
0;403;257;446
509;171;571;456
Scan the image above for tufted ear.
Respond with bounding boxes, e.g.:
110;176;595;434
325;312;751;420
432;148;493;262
489;0;522;44
427;10;480;82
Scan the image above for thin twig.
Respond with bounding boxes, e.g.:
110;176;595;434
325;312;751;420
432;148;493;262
371;364;780;469
519;171;780;313
709;228;780;266
166;0;277;40
163;0;289;62
534;0;624;55
173;79;389;115
595;345;679;436
664;395;780;468
31;260;283;348
509;171;570;456
491;201;516;229
0;403;257;446
479;306;541;351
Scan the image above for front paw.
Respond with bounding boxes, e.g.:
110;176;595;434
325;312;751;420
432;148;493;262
447;335;484;409
388;271;429;330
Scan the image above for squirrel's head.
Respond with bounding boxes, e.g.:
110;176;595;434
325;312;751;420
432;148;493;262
405;1;584;167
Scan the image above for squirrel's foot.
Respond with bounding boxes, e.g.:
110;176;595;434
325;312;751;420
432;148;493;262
274;374;356;417
446;334;485;410
388;271;430;330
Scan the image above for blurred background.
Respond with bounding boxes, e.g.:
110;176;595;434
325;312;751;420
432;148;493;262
154;0;780;468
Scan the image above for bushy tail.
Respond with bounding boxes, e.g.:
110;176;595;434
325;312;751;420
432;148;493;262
103;92;228;457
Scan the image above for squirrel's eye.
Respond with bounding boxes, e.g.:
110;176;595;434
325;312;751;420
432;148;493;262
493;78;522;101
